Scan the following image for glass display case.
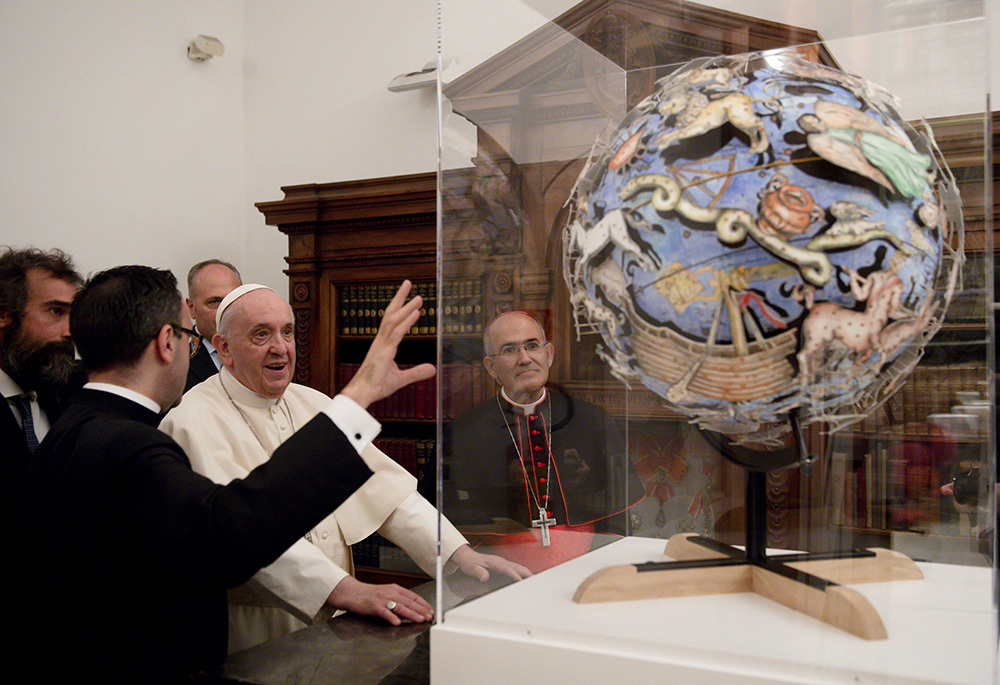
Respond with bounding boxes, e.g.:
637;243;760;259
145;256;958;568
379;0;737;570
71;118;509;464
433;1;995;682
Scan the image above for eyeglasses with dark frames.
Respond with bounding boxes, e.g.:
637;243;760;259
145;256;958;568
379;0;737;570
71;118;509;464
488;340;548;360
169;322;201;358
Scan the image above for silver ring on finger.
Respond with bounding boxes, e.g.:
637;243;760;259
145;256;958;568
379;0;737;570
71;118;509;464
386;600;397;611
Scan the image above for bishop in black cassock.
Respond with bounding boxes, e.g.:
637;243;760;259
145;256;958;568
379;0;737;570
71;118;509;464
443;312;642;571
446;386;642;570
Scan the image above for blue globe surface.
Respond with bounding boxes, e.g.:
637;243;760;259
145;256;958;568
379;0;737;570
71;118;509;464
565;52;961;439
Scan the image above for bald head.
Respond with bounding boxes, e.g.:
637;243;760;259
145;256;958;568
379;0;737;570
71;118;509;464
186;261;241;340
482;312;552;404
214;288;295;399
483;312;546;357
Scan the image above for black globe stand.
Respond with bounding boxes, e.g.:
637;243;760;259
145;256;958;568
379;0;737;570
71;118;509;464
573;411;924;639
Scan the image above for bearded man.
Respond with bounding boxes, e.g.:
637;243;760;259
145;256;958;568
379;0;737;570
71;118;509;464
0;247;82;531
160;284;529;651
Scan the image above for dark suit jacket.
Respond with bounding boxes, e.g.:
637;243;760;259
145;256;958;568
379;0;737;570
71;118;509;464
23;389;373;683
4;384;75;667
2;388;61;529
185;338;219;391
1;399;31;526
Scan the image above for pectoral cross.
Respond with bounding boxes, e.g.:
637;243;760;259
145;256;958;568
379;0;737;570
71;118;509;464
532;508;556;547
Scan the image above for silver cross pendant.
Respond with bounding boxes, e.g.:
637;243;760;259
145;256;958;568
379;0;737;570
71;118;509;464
532;508;556;547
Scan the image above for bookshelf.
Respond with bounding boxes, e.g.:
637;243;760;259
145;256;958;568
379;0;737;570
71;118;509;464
256;172;500;585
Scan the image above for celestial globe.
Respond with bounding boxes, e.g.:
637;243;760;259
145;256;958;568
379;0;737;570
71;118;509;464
564;52;962;442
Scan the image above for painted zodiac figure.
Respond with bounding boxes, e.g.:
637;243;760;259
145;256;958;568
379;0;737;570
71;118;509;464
796;267;906;386
654;89;769;154
875;296;938;371
570;289;623;345
620;174;833;286
567;208;659;282
805;200;912;255
799;101;932;198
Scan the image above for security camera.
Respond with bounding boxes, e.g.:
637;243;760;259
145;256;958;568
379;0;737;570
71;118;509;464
188;35;224;61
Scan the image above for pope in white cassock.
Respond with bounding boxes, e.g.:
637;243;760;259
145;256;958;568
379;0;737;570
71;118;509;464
160;283;529;652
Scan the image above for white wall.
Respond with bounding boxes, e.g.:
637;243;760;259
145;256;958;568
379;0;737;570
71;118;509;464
242;0;438;289
0;0;995;295
0;1;246;287
0;0;441;294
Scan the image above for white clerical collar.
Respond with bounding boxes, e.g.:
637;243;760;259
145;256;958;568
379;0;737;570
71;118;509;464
0;367;25;399
219;366;280;408
85;382;163;414
500;386;547;415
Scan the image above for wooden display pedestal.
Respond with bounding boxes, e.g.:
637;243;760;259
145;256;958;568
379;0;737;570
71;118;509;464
575;433;924;641
574;532;923;639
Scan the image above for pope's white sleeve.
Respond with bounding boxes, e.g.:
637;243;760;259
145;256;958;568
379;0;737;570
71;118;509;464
377;491;469;578
247;539;348;622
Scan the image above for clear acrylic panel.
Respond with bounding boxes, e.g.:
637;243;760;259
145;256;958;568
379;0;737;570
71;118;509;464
434;2;994;683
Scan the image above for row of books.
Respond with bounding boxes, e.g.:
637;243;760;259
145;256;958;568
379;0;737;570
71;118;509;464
339;282;438;336
440;278;484;335
336;362;488;420
372;437;435;499
438;362;488;419
337;278;484;336
828;443;945;532
337;362;435;419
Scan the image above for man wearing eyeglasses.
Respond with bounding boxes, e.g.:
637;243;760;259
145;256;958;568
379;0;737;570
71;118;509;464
444;311;643;572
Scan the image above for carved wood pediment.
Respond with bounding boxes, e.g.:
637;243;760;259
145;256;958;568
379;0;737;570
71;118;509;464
444;0;835;122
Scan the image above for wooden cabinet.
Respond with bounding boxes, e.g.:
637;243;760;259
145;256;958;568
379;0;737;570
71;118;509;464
255;173;436;397
256;174;439;585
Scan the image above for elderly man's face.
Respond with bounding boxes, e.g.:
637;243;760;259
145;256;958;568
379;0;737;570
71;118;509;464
0;268;78;390
483;313;552;404
216;289;295;399
187;264;241;340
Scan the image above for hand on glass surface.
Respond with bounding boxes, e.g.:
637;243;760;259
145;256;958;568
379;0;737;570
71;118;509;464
325;575;433;626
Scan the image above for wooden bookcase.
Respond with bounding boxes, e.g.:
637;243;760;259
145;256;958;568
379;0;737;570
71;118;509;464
255;171;504;583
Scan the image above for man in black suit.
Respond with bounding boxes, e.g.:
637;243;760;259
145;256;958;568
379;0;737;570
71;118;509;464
23;266;435;682
1;248;83;669
184;259;242;391
0;247;82;529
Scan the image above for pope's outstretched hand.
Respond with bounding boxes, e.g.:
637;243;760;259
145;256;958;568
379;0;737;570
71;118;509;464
341;280;436;409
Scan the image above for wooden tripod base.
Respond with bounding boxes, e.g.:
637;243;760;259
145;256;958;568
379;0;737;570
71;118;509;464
573;533;923;640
